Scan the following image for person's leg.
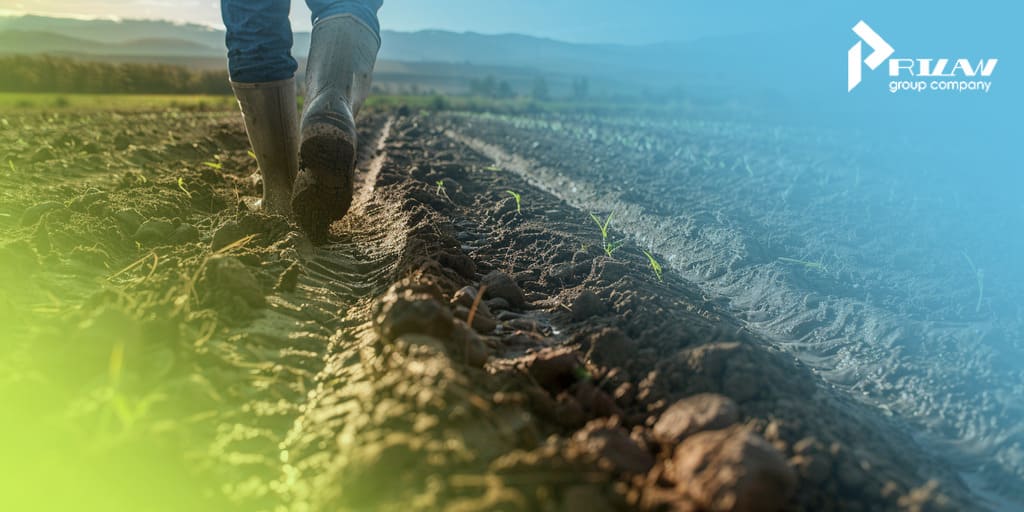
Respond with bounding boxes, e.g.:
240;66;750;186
222;0;298;83
306;0;382;37
292;0;383;240
221;0;300;215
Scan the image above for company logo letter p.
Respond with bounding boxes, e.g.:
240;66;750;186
848;21;894;91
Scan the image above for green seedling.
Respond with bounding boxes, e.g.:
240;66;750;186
778;257;827;273
642;250;664;282
590;212;623;257
435;180;452;202
7;160;14;173
177;177;192;199
247;150;257;160
963;252;984;313
203;161;222;170
506;190;521;214
482;165;502;172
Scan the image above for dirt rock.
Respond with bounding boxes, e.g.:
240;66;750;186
571;290;606;321
451;286;483;309
20;201;63;226
372;282;454;343
169;222;200;244
652;393;740;444
571;419;655;475
586;327;635;368
111;208;146;234
485;297;510;311
526;349;584;393
201;254;265;308
438;251;476;279
274;261;302;292
451;286;497;333
453;304;497;334
671;426;796;512
451;319;491;367
573;380;622;419
482;270;527;309
134;218;176;243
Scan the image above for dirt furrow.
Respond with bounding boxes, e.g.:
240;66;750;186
442;116;1022;507
0;106;996;511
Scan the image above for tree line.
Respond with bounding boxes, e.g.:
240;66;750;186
0;55;231;94
467;75;589;101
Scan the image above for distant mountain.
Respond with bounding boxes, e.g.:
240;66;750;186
0;15;224;48
0;14;806;99
0;15;678;81
0;30;222;58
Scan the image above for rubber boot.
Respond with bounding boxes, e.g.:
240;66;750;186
293;14;380;240
231;78;300;216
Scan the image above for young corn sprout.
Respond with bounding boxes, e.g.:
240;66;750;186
203;161;223;170
7;160;14;173
506;190;521;214
590;212;623;257
435;180;452;202
642;250;663;282
177;177;192;199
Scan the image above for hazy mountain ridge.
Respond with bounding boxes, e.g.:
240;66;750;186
0;14;804;99
0;15;685;79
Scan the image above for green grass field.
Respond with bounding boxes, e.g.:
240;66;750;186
0;91;714;118
0;92;238;112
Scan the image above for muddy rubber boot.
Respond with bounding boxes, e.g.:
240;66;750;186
231;78;300;217
293;14;380;240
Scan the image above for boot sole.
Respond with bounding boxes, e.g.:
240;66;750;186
293;121;356;242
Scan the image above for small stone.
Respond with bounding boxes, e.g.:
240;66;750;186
653;394;740;444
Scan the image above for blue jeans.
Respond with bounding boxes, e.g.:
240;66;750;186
222;0;382;83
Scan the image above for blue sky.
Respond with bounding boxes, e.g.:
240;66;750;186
0;0;825;44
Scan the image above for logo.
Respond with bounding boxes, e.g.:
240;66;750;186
848;21;893;91
847;20;998;94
